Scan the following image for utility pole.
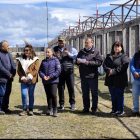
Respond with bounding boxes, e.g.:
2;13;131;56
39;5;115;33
46;1;49;47
96;3;98;18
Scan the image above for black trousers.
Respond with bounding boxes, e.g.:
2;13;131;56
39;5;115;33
58;71;75;106
44;83;58;110
2;80;12;110
81;77;98;111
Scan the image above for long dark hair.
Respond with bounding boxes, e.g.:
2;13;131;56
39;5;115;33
22;44;36;59
111;41;124;55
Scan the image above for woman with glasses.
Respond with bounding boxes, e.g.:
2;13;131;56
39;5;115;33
103;41;129;116
16;44;39;116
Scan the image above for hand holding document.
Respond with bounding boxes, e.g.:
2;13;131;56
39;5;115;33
77;58;87;64
62;49;69;57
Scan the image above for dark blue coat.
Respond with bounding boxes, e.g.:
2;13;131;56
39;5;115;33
39;57;61;84
0;51;16;83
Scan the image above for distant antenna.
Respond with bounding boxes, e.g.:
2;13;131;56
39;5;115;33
78;14;81;31
96;3;98;18
46;1;49;47
79;13;81;26
75;14;81;29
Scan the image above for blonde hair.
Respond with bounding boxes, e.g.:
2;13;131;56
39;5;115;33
46;48;53;52
46;48;54;55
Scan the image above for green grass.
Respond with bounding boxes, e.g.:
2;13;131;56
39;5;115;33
0;57;140;138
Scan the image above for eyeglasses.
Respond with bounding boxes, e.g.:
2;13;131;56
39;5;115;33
24;49;30;52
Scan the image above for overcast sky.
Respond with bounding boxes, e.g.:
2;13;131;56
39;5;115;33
0;0;129;47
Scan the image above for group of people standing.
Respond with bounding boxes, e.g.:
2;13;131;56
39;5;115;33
0;37;139;117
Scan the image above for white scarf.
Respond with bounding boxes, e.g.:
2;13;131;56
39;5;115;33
16;56;39;73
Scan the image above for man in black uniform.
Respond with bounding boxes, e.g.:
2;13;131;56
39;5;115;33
53;37;78;111
76;37;103;115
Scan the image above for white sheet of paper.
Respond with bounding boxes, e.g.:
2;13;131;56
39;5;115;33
77;58;87;63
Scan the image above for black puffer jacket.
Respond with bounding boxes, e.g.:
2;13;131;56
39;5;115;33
53;45;74;73
76;47;103;79
103;53;129;88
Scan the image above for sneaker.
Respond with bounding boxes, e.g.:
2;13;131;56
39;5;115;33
28;111;34;116
53;110;58;117
0;111;5;115
116;111;125;117
46;109;53;116
58;105;65;111
19;110;27;116
70;104;76;111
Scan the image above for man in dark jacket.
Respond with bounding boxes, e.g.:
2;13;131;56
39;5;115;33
0;40;16;114
76;37;103;115
53;36;78;111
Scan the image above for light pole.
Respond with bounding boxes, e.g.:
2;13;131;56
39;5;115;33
46;1;49;47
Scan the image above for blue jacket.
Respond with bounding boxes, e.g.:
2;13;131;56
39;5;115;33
0;51;16;83
130;51;140;81
39;57;61;84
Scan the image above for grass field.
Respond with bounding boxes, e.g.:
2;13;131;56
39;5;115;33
0;58;139;139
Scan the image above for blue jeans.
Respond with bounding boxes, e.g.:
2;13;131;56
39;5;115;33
21;83;36;111
132;80;140;112
0;83;6;111
109;87;124;112
81;77;98;111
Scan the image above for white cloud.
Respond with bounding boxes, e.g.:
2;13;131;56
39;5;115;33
0;0;81;4
0;0;132;46
0;1;93;46
0;5;47;46
50;8;89;22
49;5;94;30
98;0;131;8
